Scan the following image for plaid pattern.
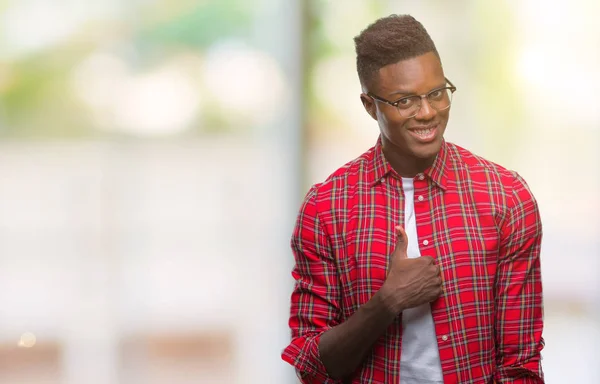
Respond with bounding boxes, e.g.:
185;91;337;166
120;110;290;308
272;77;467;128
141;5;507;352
282;138;544;383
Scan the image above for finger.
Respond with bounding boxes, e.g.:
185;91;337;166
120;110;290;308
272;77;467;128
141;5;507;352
429;265;441;278
420;255;434;264
392;225;409;259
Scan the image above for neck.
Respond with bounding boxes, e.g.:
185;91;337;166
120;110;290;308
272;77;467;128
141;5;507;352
381;141;436;178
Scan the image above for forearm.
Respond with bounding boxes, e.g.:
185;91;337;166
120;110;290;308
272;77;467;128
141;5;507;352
495;365;544;384
318;288;399;380
495;173;545;383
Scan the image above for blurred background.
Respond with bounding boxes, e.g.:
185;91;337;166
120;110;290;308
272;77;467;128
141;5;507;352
0;0;598;383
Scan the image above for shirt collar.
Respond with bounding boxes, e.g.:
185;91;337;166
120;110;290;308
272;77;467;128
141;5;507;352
369;136;449;190
423;139;449;190
369;136;394;185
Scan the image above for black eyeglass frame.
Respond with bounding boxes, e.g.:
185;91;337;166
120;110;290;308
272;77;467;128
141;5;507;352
366;77;457;117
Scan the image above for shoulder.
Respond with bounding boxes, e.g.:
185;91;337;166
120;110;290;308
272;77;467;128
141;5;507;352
446;142;529;190
446;142;514;179
445;141;538;210
305;144;377;204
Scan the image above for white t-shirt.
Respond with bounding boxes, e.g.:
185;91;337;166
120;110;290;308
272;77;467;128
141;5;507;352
399;177;444;383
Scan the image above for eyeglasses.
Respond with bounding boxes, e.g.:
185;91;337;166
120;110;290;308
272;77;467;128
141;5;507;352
367;78;457;118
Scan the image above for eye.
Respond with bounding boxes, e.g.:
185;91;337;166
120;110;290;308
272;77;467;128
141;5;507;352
429;89;444;100
396;97;416;108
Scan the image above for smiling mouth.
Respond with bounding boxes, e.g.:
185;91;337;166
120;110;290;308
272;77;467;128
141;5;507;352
413;127;434;137
408;124;438;142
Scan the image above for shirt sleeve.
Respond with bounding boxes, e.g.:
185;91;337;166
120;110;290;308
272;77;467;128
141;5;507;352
281;186;343;384
494;173;545;383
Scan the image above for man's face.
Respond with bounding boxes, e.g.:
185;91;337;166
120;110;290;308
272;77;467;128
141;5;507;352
362;52;450;161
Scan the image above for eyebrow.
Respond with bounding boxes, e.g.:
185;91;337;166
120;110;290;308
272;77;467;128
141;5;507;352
387;82;447;98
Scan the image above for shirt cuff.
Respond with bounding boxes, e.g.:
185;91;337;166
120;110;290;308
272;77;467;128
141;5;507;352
282;332;343;384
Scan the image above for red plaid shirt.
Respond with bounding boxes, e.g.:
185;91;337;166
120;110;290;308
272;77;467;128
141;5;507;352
282;138;544;383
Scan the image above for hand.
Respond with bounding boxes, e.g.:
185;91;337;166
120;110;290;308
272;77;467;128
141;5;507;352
381;225;442;314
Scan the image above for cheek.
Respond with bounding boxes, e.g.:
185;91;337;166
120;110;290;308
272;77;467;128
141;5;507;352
439;110;450;125
377;110;407;134
375;108;387;124
383;120;409;140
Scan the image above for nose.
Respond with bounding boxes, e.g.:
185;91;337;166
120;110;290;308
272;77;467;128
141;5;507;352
414;96;435;120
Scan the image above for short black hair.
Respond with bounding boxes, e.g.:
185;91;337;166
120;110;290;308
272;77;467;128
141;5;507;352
354;14;439;89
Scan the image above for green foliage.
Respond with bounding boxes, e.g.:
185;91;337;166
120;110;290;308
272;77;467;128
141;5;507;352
0;0;255;139
136;0;253;49
0;48;93;138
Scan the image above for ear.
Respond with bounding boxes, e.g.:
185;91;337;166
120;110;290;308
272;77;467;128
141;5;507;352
360;93;378;121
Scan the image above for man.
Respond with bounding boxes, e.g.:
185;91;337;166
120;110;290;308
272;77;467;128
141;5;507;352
282;14;544;384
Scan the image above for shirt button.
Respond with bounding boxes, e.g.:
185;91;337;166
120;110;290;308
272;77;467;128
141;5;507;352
441;335;448;341
417;173;425;180
417;195;424;202
380;178;385;184
422;240;429;246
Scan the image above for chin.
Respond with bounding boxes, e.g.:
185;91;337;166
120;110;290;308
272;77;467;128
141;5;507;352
412;149;439;160
411;138;443;159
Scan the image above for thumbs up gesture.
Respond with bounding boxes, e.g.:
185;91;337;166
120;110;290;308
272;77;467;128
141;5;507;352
390;224;409;262
381;226;443;314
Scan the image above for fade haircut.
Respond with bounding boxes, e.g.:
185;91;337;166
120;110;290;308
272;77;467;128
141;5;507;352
354;14;439;90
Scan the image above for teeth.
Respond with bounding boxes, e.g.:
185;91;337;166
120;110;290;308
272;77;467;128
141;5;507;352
414;128;433;136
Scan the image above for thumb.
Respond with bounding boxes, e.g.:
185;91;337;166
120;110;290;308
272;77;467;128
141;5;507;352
392;225;408;259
